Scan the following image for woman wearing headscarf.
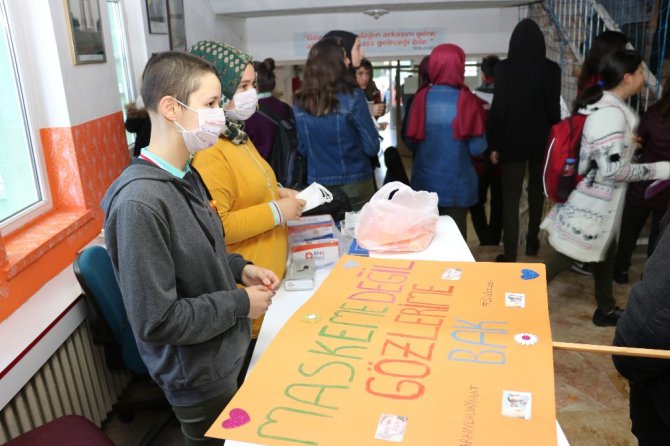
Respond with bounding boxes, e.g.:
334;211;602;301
405;43;488;238
189;41;305;367
487;18;562;262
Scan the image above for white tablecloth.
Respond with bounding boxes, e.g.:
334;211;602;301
227;216;569;446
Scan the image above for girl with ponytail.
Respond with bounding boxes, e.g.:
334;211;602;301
542;49;670;327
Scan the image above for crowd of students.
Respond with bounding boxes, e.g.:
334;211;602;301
112;22;670;446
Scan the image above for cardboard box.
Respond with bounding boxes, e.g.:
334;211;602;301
290;238;340;268
288;215;335;244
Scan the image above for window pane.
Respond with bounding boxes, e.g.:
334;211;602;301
0;5;42;224
107;1;135;146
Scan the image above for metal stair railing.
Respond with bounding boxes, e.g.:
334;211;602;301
541;0;667;110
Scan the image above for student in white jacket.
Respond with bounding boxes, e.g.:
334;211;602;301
541;49;670;327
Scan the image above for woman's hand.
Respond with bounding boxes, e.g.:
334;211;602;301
277;197;306;221
278;187;299;199
490;150;500;165
632;135;643;151
242;264;280;291
373;103;386;118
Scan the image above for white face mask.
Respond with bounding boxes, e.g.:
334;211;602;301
225;88;258;121
296;182;333;212
174;100;226;153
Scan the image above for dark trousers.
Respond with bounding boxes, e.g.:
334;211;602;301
614;202;665;273
439;206;468;241
500;160;544;260
630;382;670;446
172;391;236;446
237;339;257;387
171;365;241;445
545;241;617;312
338;178;376;212
470;171;502;245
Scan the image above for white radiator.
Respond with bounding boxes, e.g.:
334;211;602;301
0;322;130;442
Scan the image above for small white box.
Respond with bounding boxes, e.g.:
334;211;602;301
284;259;316;291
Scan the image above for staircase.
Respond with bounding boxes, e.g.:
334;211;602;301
524;0;669;112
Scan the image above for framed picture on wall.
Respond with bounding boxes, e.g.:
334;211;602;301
168;0;186;51
64;0;106;64
146;0;168;34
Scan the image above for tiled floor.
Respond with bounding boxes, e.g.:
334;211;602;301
102;231;645;445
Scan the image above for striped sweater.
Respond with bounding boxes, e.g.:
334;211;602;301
541;92;670;262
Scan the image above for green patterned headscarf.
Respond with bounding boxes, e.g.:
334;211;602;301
189;40;253;100
189;40;253;144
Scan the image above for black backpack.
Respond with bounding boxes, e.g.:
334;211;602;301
257;105;308;190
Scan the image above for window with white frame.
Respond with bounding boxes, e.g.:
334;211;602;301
107;0;135;147
0;0;49;233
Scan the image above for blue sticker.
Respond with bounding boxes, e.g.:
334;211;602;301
521;269;540;280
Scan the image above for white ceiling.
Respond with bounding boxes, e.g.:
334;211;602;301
207;0;532;18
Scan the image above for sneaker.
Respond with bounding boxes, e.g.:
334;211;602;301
592;307;624;327
571;261;594;276
613;270;629;284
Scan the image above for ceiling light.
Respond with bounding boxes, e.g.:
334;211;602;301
363;8;389;20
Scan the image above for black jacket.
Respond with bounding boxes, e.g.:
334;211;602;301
613;209;670;424
486;19;562;163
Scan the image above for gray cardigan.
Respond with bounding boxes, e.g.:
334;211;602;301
102;159;250;405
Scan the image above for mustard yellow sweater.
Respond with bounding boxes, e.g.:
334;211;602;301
192;138;288;337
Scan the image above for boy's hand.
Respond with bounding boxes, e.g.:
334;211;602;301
245;285;275;319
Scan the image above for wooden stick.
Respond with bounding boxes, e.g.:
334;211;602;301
553;341;670;360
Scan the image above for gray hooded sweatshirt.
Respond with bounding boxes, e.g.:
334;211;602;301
101;158;251;406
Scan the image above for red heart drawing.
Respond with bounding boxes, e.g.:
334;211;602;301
222;408;250;429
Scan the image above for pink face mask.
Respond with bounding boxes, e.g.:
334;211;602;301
174;100;226;153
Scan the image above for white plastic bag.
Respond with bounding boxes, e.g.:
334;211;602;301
354;182;439;252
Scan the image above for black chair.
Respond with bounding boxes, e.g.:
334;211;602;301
74;245;175;446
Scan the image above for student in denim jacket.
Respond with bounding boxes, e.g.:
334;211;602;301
294;39;380;211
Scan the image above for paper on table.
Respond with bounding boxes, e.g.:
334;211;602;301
295;182;333;212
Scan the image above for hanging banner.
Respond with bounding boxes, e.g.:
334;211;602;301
207;256;557;445
294;28;445;57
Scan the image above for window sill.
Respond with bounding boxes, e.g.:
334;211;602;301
4;209;96;280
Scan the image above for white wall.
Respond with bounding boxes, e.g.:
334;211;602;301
10;0;122;128
124;0;154;94
124;0;235;98
184;0;219;48
243;8;518;64
47;0;121;126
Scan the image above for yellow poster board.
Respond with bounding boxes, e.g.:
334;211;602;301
208;256;557;446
